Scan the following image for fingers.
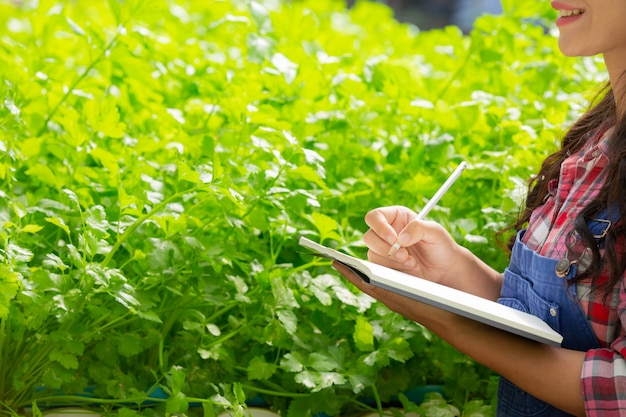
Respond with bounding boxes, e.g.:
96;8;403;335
364;212;438;254
364;208;400;246
364;206;418;260
333;261;426;320
395;218;449;251
368;246;416;269
361;206;453;282
333;261;378;295
394;218;431;247
332;261;400;306
363;228;405;259
364;206;416;245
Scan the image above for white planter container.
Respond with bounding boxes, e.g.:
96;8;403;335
361;411;420;417
43;406;281;417
217;407;281;417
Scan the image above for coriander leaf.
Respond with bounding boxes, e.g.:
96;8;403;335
247;356;277;381
354;316;375;352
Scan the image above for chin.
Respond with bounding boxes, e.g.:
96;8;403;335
559;50;582;57
557;42;594;58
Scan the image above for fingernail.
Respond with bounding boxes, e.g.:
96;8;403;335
398;233;411;245
394;250;407;261
403;257;415;268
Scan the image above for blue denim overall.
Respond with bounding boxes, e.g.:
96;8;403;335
495;225;606;416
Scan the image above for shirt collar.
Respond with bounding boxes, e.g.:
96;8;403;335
581;126;612;162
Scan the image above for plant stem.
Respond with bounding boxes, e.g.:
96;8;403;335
206;303;238;323
0;319;6;399
239;385;310;398
21;393;219;411
436;37;475;102
36;28;122;138
370;384;383;416
291;258;328;273
0;400;20;417
102;186;205;268
79;311;134;342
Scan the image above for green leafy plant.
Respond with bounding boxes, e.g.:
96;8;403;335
0;0;605;416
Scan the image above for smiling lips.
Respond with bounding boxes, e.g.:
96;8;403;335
551;1;586;21
553;3;585;27
558;9;584;18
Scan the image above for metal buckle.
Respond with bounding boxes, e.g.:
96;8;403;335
555;218;610;278
590;218;612;240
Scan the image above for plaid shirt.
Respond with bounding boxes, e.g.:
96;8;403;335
522;128;626;415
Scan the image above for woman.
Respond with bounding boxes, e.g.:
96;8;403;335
334;2;626;416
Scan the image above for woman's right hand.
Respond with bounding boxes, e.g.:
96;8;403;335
363;205;462;286
363;206;502;299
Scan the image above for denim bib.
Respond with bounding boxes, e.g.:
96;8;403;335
496;228;602;416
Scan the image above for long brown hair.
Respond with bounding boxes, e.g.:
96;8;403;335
506;84;626;296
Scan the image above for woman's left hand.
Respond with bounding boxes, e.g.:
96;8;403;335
332;261;456;327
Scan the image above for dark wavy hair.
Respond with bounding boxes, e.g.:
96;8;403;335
505;84;626;297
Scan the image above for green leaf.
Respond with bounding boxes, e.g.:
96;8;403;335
177;160;200;184
65;16;86;36
309;212;341;242
31;401;43;417
271;53;298;84
354;316;374;351
271;276;299;309
211;151;224;182
166;391;189;414
294;369;316;389
247;33;275;63
6;243;33;263
0;266;20;319
90;147;120;174
25;164;58;187
45;216;71;236
136;309;163;323
247;356;277;380
42;368;64;390
307;352;338;372
290;165;328;190
384;337;414;363
233;382;246;405
43;253;68;271
280;352;304;372
21;224;43;234
347;372;372;394
168;365;186;393
117;333;145;357
419;392;460;416
276;309;298;335
85;97;125;138
57;106;85;146
248;1;273;34
117;408;140;417
202;402;216;417
463;400;495;417
49;350;79;369
286;390;345;417
62;189;81;206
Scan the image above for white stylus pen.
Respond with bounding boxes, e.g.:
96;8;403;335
387;161;468;258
